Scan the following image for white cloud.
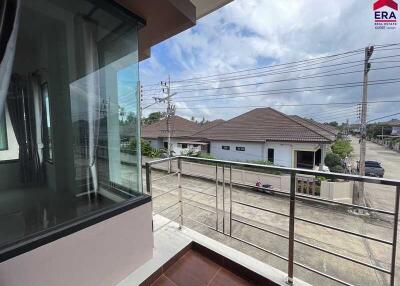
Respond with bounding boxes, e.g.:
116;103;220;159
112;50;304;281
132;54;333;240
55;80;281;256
140;0;400;124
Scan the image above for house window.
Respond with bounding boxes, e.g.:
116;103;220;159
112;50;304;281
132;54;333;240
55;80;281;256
41;83;53;162
181;143;188;148
268;148;274;163
222;145;230;150
164;142;168;148
236;146;245;151
0;111;7;151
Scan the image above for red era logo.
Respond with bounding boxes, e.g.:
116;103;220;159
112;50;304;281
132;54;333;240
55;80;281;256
373;0;398;11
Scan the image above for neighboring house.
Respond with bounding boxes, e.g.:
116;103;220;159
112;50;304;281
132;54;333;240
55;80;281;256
142;116;224;155
387;119;400;136
192;108;337;169
349;123;361;135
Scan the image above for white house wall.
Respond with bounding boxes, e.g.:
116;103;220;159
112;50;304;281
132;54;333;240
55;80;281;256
210;140;324;167
147;138;163;149
210;141;264;162
264;143;292;167
392;126;400;136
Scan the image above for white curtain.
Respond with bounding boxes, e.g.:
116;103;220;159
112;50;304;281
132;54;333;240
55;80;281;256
32;75;43;163
74;15;100;194
0;0;20;117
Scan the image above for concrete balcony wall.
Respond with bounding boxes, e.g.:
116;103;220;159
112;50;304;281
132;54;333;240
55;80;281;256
0;202;153;286
320;181;354;203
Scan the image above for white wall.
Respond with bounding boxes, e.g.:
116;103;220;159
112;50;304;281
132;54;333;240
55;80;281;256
210;140;322;167
210;141;264;162
264;143;292;167
0;106;19;161
392;126;400;136
147;138;162;149
0;202;154;286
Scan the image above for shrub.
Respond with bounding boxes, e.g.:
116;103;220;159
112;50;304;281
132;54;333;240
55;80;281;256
249;160;273;165
331;139;353;159
197;152;215;159
126;138;166;158
330;165;344;173
324;152;342;169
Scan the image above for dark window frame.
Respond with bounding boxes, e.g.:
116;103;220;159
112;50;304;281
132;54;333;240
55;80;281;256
222;145;230;150
267;148;274;163
236;146;245;151
0;111;8;151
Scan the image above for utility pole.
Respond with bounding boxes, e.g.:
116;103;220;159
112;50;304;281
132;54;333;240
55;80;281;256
137;81;143;192
160;76;176;173
356;45;374;207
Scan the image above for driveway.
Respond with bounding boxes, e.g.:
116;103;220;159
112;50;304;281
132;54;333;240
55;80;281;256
350;137;400;211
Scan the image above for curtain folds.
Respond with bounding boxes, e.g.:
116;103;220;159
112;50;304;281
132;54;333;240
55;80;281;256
0;0;20;117
7;74;43;183
73;15;100;194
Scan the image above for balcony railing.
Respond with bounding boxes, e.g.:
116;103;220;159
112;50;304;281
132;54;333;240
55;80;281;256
145;156;400;286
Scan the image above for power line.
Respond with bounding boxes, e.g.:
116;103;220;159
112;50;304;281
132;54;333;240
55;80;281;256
167;65;400;93
141;43;400;87
143;78;400;103
367;112;400;123
145;100;400;110
142;48;365;87
157;55;400;90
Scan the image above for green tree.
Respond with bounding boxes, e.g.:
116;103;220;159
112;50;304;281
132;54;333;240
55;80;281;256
366;124;391;139
144;112;166;125
324;152;342;169
327;121;339;127
331;139;353;159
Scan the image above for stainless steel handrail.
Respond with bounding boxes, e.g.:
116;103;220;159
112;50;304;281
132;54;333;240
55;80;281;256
146;156;400;286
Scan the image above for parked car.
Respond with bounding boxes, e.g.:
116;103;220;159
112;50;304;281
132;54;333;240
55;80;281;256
357;160;385;177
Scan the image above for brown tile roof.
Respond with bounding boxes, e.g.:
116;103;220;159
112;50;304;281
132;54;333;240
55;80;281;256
289;116;338;139
192;108;335;143
142;115;201;138
198;119;225;132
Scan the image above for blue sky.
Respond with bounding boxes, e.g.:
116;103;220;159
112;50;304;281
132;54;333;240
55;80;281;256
139;0;400;124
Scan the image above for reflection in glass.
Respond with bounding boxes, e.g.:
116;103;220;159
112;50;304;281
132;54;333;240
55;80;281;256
0;0;142;249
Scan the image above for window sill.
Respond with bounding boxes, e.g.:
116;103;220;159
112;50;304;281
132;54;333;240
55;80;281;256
0;194;151;263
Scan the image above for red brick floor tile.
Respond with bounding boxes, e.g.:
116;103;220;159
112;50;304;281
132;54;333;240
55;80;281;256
151;275;177;286
209;268;255;286
164;250;220;286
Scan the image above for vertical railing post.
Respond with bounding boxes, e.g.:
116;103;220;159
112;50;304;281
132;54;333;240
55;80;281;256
146;162;152;196
215;163;219;231
390;186;400;286
178;158;183;230
229;164;233;237
287;171;296;285
222;164;226;234
146;162;153;232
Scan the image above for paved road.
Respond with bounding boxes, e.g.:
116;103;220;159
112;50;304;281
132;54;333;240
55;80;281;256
350;137;400;211
350;137;400;180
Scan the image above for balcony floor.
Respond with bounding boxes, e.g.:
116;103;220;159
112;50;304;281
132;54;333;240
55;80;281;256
118;215;311;286
151;248;255;286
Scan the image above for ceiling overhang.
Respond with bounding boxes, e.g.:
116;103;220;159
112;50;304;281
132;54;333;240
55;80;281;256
115;0;233;61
